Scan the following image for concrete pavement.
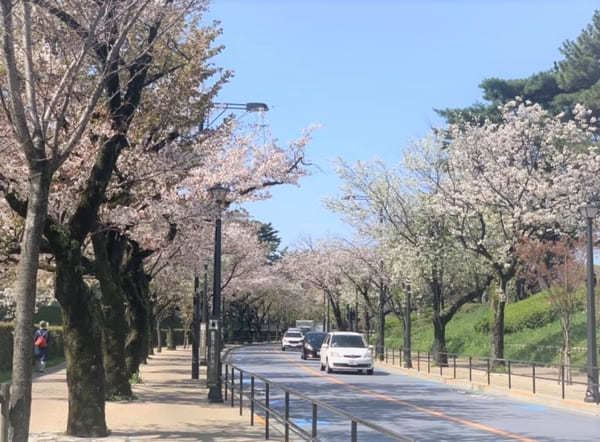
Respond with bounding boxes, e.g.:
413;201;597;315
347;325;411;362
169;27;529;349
29;347;268;441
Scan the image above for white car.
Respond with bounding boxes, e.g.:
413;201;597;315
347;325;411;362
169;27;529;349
320;332;374;375
281;330;304;351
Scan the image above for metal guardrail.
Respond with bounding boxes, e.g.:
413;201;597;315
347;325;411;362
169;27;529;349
381;347;599;401
1;382;9;442
223;360;413;442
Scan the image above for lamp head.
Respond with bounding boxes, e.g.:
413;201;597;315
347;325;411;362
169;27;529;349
245;102;269;112
581;203;600;219
208;184;229;206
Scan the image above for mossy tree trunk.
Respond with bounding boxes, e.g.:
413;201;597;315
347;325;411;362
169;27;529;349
55;253;107;437
122;244;152;377
92;230;132;400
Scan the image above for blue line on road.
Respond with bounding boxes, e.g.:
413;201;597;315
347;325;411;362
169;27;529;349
294;418;331;427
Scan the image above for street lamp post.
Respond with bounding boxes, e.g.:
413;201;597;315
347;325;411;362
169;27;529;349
191;274;200;379
207;184;229;403
402;282;413;369
582;203;600;403
201;263;208;365
376;208;386;362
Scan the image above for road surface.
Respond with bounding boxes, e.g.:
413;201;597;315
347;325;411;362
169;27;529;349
228;345;600;441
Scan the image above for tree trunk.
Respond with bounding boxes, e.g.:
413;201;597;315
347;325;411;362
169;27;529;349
491;288;506;367
432;316;448;366
562;316;572;384
8;167;50;442
167;327;175;350
148;317;155;355
92;232;132;400
123;270;150;377
155;318;162;353
147;313;154;357
55;255;107;437
328;292;345;330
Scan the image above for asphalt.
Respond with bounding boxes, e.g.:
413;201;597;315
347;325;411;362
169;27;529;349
228;345;600;442
27;347;269;441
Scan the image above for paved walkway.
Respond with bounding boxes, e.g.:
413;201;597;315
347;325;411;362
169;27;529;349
29;348;268;441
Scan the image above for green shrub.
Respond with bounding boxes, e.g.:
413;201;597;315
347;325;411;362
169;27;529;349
474;291;557;334
0;323;13;371
129;371;143;384
34;305;63;326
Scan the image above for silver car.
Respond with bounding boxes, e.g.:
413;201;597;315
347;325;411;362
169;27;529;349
281;330;304;351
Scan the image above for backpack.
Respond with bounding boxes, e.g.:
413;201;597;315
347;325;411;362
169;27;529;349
35;332;48;349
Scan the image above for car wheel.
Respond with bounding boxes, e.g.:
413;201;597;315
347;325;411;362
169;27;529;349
320;362;325;371
301;351;305;360
282;346;285;351
326;359;333;373
367;368;374;375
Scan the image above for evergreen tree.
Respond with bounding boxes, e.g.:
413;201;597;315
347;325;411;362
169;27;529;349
437;10;600;123
257;222;282;262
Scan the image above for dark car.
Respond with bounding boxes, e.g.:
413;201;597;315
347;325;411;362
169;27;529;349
301;332;327;360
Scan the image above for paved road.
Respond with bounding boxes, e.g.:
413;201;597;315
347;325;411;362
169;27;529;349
228;345;600;441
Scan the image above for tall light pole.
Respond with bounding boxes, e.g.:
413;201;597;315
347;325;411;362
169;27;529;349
191;273;200;379
402;282;413;369
582;203;599;403
201;263;208;365
376;207;386;362
207;184;229;403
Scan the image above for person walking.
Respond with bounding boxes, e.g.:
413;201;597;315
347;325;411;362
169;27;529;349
34;321;50;372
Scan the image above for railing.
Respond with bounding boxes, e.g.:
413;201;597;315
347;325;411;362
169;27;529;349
223;361;413;441
381;347;599;402
0;382;9;442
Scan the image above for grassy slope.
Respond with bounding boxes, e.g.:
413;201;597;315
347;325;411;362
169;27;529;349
385;291;598;366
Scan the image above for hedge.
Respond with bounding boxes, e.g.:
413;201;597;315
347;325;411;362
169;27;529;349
0;322;65;371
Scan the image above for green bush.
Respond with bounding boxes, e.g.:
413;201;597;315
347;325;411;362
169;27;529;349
34;305;63;326
0;323;13;371
474;291;557;334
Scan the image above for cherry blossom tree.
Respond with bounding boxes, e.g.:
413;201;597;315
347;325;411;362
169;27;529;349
516;238;585;377
0;2;316;437
430;99;600;363
0;1;158;437
327;158;493;365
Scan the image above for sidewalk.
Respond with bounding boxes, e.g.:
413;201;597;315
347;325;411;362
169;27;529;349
29;347;267;441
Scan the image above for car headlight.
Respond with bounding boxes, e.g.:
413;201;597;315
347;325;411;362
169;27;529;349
330;351;342;358
305;343;313;351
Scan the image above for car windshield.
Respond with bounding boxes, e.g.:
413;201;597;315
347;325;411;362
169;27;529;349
330;335;365;348
306;333;326;346
285;332;302;338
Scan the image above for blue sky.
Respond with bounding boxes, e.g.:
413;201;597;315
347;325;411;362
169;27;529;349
207;0;599;249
